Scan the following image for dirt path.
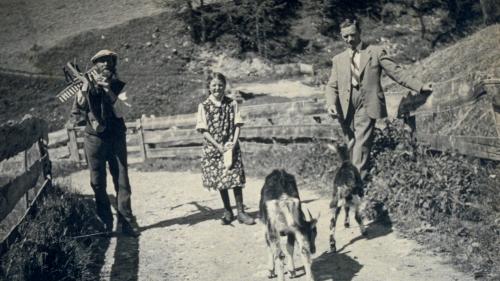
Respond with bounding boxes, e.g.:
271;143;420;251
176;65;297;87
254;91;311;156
67;170;473;281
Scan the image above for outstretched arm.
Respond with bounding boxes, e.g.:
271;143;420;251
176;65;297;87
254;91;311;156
378;47;426;93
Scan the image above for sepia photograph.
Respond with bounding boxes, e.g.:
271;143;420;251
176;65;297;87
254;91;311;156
0;0;499;280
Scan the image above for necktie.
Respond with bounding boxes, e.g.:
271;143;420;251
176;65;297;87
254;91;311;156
351;50;360;88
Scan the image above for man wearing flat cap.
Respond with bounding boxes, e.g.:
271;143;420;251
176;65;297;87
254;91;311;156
325;18;433;181
72;49;139;237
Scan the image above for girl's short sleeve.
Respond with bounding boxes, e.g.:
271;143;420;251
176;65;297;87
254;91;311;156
233;100;244;126
195;104;208;132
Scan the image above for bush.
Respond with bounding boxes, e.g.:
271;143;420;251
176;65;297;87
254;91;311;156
367;120;500;278
0;184;108;281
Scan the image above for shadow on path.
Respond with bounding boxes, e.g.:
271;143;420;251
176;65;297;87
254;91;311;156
140;201;260;231
79;195;112;280
336;220;393;253
109;235;140;281
109;195;140;281
312;250;363;281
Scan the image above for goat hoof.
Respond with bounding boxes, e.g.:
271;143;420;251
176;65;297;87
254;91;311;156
289;270;297;278
330;242;337;253
268;270;277;279
344;222;350;228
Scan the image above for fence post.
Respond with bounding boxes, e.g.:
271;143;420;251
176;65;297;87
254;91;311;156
137;118;147;162
24;150;29;209
67;127;80;162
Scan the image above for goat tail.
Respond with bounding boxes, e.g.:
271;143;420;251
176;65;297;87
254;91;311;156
279;198;301;227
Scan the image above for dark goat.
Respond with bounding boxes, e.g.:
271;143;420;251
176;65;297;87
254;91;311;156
259;170;318;281
328;143;367;252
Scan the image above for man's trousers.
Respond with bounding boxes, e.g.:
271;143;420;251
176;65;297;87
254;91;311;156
84;133;133;226
343;88;376;180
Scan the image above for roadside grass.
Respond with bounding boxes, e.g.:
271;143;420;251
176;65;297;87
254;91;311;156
0;183;108;281
367;120;500;280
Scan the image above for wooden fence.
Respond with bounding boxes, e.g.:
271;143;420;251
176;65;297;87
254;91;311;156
64;99;344;163
49;73;500;163
0;115;52;254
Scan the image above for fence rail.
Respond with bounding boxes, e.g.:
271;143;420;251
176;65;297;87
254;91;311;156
0;115;52;254
45;73;499;164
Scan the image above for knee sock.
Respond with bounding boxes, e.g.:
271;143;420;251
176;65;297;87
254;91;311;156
219;189;232;212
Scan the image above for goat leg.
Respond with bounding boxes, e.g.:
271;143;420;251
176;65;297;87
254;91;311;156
285;235;296;278
329;202;341;252
344;205;350;228
354;196;367;236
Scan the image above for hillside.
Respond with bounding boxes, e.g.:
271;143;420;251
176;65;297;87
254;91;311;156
0;1;498;131
407;24;500;82
0;0;166;72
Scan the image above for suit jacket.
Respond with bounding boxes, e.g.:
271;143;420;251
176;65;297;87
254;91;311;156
325;42;423;120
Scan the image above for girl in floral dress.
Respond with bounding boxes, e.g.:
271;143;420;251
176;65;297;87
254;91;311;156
195;72;255;225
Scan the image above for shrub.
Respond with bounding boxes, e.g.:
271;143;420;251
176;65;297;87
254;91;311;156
0;184;108;281
367;120;500;278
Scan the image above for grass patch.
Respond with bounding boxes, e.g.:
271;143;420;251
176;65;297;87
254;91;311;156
367;120;500;279
0;183;109;281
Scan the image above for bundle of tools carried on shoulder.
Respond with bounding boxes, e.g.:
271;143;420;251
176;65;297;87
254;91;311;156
57;62;131;131
56;62;99;104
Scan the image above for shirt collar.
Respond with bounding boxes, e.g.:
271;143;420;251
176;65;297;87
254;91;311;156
349;42;364;55
208;95;223;106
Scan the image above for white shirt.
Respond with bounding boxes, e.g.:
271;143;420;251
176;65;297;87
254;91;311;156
195;96;244;131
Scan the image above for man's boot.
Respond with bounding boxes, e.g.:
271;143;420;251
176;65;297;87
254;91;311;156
234;187;255;225
118;214;140;237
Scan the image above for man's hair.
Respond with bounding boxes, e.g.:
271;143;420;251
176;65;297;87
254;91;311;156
340;18;360;32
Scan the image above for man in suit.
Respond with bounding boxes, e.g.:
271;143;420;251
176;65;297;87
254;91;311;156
325;18;432;180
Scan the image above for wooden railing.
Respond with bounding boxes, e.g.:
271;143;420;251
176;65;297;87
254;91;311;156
50;72;499;163
0;115;52;254
397;73;500;161
64;99;344;163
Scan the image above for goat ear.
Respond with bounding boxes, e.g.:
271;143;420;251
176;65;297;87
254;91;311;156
307;208;314;221
347;138;355;152
326;143;337;153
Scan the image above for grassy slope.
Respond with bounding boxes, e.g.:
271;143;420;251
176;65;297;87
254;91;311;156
1;2;497;131
406;24;500;82
0;0;165;72
0;10;206;130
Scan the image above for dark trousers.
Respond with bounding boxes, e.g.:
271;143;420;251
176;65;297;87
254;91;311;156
84;133;133;225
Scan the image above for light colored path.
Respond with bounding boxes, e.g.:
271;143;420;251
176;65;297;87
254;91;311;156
67;170;473;281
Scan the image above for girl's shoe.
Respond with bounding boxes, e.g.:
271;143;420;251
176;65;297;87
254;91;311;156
237;211;255;225
221;210;235;225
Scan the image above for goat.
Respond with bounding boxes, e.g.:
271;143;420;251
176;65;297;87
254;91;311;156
259;169;318;281
327;142;367;252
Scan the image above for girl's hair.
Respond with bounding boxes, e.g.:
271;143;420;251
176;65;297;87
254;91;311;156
206;72;227;95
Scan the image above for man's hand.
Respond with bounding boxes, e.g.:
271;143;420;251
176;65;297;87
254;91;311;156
96;80;118;103
420;83;433;95
327;105;338;118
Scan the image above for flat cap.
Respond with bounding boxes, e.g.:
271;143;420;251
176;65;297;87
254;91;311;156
91;49;118;63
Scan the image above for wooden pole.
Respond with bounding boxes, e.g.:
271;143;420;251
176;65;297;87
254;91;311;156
67;127;80;162
24;150;29;209
138;118;147;162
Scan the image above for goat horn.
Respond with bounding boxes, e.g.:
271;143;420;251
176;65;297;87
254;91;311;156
307;208;313;221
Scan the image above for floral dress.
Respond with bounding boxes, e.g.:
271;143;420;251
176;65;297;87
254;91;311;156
196;96;245;190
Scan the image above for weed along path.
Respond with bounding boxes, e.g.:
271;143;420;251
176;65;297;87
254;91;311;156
69;170;472;281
